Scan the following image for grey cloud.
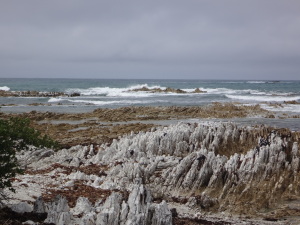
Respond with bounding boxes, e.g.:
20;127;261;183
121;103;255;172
0;0;300;79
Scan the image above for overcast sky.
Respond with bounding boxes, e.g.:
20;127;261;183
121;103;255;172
1;0;300;80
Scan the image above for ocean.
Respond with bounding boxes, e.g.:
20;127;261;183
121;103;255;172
1;78;300;130
1;78;300;111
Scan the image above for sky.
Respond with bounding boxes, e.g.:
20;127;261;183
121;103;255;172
0;0;300;80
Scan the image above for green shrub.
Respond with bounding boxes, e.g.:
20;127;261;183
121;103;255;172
0;117;59;192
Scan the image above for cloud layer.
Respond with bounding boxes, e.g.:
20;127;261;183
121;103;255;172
1;0;300;79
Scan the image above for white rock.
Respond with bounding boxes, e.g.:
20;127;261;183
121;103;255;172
11;202;32;213
71;197;93;216
96;192;122;225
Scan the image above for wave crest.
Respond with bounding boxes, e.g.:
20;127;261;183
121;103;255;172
0;86;10;91
226;94;300;102
65;84;166;97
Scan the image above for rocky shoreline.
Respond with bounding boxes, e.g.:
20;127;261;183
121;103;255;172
130;86;207;94
0;90;69;98
0;103;275;148
2;122;300;224
1;105;300;224
0;86;205;98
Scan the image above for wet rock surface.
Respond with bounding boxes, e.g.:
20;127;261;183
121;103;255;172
130;86;207;94
2;121;300;224
0;90;68;97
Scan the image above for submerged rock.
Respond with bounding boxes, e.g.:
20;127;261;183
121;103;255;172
0;90;66;97
130;86;208;94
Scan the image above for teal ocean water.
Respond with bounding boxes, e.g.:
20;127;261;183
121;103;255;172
1;78;300;111
1;78;300;130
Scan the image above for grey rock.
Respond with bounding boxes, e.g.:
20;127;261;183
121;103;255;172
11;202;32;213
96;192;122;225
33;197;45;214
44;195;72;225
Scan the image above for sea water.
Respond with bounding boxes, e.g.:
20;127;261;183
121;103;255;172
0;78;300;130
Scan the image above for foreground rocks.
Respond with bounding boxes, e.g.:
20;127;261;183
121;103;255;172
33;183;172;225
2;122;300;224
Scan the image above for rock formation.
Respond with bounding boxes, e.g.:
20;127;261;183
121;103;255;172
4;122;300;224
129;86;207;94
0;90;68;97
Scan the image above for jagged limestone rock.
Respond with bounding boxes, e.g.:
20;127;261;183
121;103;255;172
44;195;72;225
35;183;172;225
11;202;32;213
96;192;122;225
33;197;46;214
151;201;172;225
71;197;93;217
11;122;300;223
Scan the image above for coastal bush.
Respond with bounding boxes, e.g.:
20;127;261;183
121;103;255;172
0;117;59;194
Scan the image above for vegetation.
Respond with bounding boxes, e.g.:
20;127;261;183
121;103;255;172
0;117;59;192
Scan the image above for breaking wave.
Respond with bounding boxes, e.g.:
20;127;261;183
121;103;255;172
65;84;167;97
48;97;168;106
0;86;10;91
65;85;281;97
246;81;268;84
48;97;65;103
261;104;300;113
226;94;300;102
199;87;267;95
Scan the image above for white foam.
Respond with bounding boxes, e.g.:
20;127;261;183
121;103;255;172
67;99;167;106
261;104;300;113
226;94;300;102
199;87;235;94
66;85;278;98
66;87;121;96
127;84;165;91
48;97;65;103
267;91;295;96
200;87;264;95
65;84;167;97
0;86;10;91
65;84;211;97
222;81;246;84
247;81;266;84
199;87;295;98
